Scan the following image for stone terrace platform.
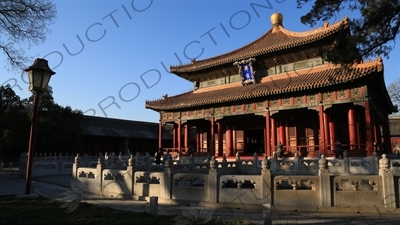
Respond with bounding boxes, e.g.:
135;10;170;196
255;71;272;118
1;168;400;224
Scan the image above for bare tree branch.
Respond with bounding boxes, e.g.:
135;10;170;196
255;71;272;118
0;0;57;70
388;78;400;108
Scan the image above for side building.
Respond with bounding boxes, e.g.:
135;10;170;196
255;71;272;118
79;115;172;155
389;116;400;153
145;13;397;158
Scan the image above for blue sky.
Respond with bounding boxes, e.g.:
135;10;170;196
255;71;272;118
1;0;399;123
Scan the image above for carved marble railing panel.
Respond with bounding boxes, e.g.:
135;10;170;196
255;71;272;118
391;159;400;175
134;171;162;197
61;162;73;175
333;175;383;207
298;158;319;174
219;175;264;204
148;165;165;172
274;175;318;191
274;190;318;206
179;156;208;164
134;183;160;197
349;157;376;174
101;169;132;197
236;160;262;175
171;164;190;172
103;169;127;181
220;175;260;189
76;168;98;192
20;152;78;177
134;171;161;184
272;158;295;174
32;162;58;177
227;162;238;168
172;173;208;202
77;168;97;179
326;158;345;174
240;160;254;167
37;162;55;169
273;175;319;206
194;163;209;171
174;173;206;187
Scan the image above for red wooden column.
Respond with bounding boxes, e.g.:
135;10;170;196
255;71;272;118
243;130;248;153
324;113;329;150
232;125;236;154
177;119;182;153
173;123;177;149
375;115;382;152
271;116;277;150
199;127;203;152
348;105;357;150
318;103;326;154
356;112;361;149
278;119;285;146
371;109;377;151
226;124;233;156
364;100;373;156
184;123;189;150
158;120;163;148
217;121;223;156
329;115;336;151
210;117;215;156
195;126;200;152
265;110;271;157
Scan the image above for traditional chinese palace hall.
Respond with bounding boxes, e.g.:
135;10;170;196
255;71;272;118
145;13;397;158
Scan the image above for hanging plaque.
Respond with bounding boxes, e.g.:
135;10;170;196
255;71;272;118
233;58;256;86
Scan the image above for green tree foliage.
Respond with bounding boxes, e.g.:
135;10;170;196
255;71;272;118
0;85;30;158
25;87;83;155
0;85;83;158
0;0;57;69
297;0;400;62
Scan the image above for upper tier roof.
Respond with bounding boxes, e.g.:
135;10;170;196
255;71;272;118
170;13;350;74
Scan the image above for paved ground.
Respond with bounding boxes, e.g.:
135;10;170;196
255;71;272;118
1;168;400;224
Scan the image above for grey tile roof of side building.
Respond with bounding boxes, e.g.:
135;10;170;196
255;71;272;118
80;115;172;140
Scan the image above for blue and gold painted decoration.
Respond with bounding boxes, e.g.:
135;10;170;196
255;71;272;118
242;63;253;81
234;58;256;86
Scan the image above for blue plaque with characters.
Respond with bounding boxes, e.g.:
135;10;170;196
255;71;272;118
234;58;256;86
242;63;253;81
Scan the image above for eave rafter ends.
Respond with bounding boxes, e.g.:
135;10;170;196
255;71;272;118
170;16;350;74
145;58;384;111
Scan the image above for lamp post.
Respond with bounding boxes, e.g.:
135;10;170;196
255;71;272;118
23;58;55;196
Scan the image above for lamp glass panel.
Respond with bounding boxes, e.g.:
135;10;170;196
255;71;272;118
28;71;34;90
41;71;51;89
33;70;44;88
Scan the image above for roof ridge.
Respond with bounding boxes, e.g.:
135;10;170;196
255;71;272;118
351;56;383;70
82;115;157;124
171;29;275;69
145;90;194;103
278;15;349;37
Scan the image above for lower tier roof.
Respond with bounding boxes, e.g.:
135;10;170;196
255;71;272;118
146;59;384;111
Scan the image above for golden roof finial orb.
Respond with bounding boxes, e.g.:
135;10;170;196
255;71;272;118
270;12;283;26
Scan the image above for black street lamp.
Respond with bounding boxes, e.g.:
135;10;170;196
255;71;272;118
22;58;55;197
